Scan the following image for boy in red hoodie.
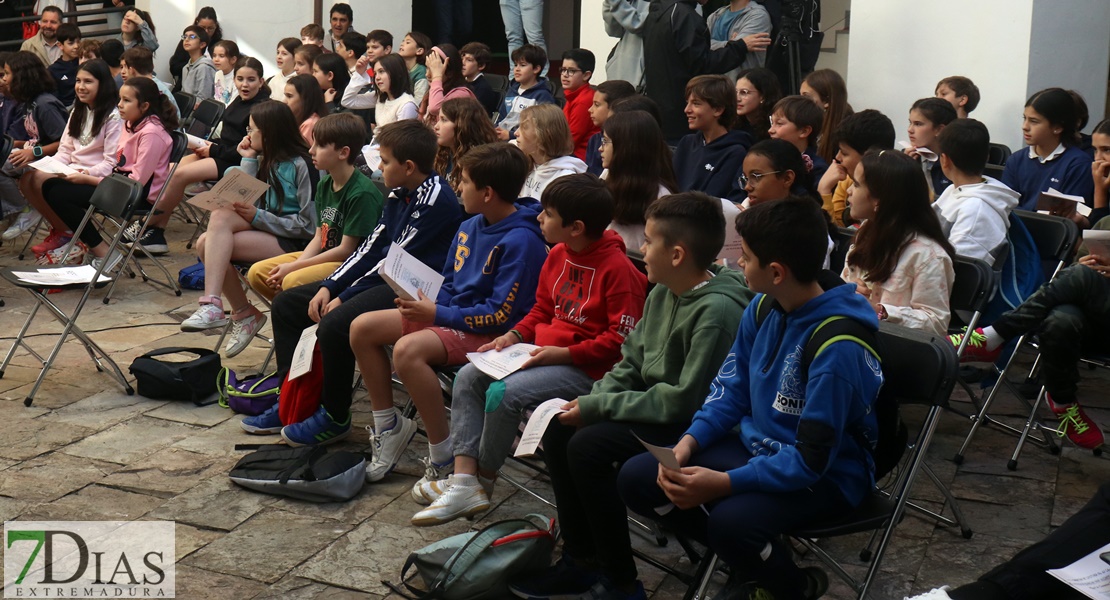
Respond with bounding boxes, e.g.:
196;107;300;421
561;48;600;161
410;173;647;526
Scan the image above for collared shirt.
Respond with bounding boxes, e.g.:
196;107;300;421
42;39;61;65
1028;142;1066;164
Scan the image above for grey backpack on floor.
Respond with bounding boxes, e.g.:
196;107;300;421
229;445;365;502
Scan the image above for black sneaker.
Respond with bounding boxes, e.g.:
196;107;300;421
121;221;142;243
508;555;601;599
130;227;169;255
800;567;828;600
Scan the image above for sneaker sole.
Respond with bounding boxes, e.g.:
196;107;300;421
180;319;230;332
410;500;490;527
280;426;352;447
224;314;268;358
240;421;282;435
365;419;419;483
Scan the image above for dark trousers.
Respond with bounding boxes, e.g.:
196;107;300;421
42;180;102;248
618;436;852;597
950;482;1110;600
271;282;397;421
541;419;688;587
434;0;473;45
991;264;1110;403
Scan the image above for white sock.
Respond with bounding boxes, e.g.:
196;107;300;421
451;473;479;487
982;326;1005;351
372;408;397;433
429;437;452;466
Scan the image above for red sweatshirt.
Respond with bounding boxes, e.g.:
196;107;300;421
563;84;600;161
513;230;647;379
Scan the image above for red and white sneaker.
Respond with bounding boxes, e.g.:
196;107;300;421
1045;394;1105;450
948;327;1002;364
36;241;87;265
32;230;72;257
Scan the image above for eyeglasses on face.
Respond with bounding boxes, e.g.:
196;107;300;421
560;68;582;76
181;33;199;41
738;170;783;188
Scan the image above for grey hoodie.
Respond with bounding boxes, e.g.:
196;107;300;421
932;175;1020;266
181;55;216;103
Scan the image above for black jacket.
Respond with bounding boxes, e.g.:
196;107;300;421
643;0;750;142
209;86;271;165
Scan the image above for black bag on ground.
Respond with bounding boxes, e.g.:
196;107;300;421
129;347;221;404
229;445;366;502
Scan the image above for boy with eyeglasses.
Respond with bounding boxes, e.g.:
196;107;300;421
560;48;598;161
179;25;215;105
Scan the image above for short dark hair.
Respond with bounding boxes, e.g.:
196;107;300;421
121;46;154;74
374;54;412;101
561;48;595;74
910;97;957;128
772;95;824;142
301;23;324;41
1026;87;1080;147
375;119;437;174
339;31;367;57
56;23;81;44
735;195;828;283
611;94;662;128
685;75;736;129
406;31;432;64
313;113;366;165
645;192;725;270
183;25;210;46
329;3;353;21
835;109;895;154
541;173;613;238
99;39;124;68
278;37;302;55
936;76;980;113
366;29;393;49
40;5;63;18
511;43;547;69
460;42;491;67
595;80;636;105
457;142;530;203
938;118;990;175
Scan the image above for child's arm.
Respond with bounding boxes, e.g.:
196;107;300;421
85;114;123;178
880;246;953;336
138;21;159;53
412;78;429;108
340;70;378;110
603;0;650;36
564;272;646;369
115;129;171;188
321;223;388;302
565;94;596;157
241;158;316;239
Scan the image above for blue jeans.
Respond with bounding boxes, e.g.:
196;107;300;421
450;361;594;474
433;0;473;45
499;0;547;75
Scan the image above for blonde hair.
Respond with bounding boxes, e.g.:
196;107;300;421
519;103;573;161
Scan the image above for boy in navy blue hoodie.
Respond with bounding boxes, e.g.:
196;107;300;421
349;142;549;486
673;75;750;203
619;197;884;600
495;43;556;140
253;120;462;443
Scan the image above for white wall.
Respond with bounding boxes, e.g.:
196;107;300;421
579;0;612;82
847;0;1110;151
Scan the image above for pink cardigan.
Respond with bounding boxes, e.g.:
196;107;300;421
425;79;476;122
104;116;173;204
55;110;123;178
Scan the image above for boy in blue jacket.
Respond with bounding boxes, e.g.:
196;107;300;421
256;120;462;443
619;197;884;600
495;43;556;140
350;142;549;486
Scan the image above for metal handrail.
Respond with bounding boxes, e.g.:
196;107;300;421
0;5;128;50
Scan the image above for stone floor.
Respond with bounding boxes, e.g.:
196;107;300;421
1;218;1109;599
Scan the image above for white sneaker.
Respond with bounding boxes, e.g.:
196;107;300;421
905;587;954;600
224;312;266;358
411;477;491;526
2;208;41;241
416;471;495;505
180;301;228;331
365;416;418;483
88;248;125;275
411;456;453;504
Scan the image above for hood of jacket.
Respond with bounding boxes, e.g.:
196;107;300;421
479;197;544;238
935;175;1019;221
510;77;552;100
679;262;751;306
533;155;588;181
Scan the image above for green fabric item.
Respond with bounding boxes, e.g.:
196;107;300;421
484;380;506;413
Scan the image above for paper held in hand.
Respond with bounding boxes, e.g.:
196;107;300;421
1046;542;1110;599
1083;229;1110;258
287;324;319;381
632;432;681;469
465;344;541;380
380;242;444;301
1037;187;1093;217
514;398;569;457
28;156;79;176
186;168;270;212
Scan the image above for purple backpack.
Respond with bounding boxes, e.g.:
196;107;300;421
217;368;281;415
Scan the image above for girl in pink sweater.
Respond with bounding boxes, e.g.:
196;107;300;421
422;44;476;126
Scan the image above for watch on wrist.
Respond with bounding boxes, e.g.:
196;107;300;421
32;145;43;158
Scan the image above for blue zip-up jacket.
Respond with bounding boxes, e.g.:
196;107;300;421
434;199;548;334
321;174;462;302
1002;145;1094;212
673;129;751;203
496;78;558;137
684;284;884;507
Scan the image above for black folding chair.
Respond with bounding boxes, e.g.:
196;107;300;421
987;142;1012;167
0;175;144;406
829;227;855;275
183;97;225;140
173;91;197;123
953;212;1079;469
485;74;510;120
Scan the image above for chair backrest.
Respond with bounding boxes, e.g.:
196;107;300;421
90;174;145;219
948;256;996;336
0;135;13;165
486;73;509;95
173;91;197;122
188;98;226;139
829;227;855;275
168;129;190;163
987;142;1011;166
876;323;959;410
983;164;1005;180
1012;210;1079;279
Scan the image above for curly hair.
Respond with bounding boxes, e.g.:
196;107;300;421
433;97;498;191
6;51;55;102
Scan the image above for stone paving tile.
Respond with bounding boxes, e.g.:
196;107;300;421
19;484;165;521
255;575;384;600
0;496;29;522
185;509;353;584
61;415;201;464
99;447;237;498
171;417;271;457
0;413;94;461
145;400;234;427
0;451;120;503
910;532;1029;593
148;476;279;531
174;564;268;599
175;523;222;562
45;388;166;429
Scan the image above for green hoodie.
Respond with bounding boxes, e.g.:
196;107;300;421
577;264;753;425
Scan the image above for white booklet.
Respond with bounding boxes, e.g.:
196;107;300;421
465;343;541;380
28;156;79;176
514;398;569;457
12;265;112;285
1083;229;1110;258
287;324;319;381
380;242;444;301
1046;542;1110;599
1037;187;1092;217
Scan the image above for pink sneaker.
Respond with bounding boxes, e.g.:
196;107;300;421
32;230;72;257
1045;394;1105;450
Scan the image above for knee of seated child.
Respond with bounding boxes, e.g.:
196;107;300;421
392;329;444;371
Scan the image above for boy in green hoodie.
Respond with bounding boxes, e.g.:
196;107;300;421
511;191;754;600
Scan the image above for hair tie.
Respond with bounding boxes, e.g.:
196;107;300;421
802;153;814;173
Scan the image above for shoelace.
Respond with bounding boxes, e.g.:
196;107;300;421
1056;404;1091;437
947;328;986;349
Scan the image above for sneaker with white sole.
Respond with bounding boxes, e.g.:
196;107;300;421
281;405;352;446
240;403;282;434
411;456;453;504
36;241;87;265
181;300;228;331
415;471;495;505
128;227;169;255
121;221;143;243
224;312;267;358
365;415;418;483
2;208;42;241
88;248;125;275
32;230;72;257
904;587;954;600
411;477;491;526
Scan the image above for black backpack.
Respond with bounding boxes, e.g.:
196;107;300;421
229;445;366;503
752;295;907;479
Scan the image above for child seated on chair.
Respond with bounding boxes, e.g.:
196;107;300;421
241;120;461;441
245;113;382;304
410;173;648;527
619;197;884;600
816;109;895;227
509;192;753;600
340;142;549;485
180;100;316;358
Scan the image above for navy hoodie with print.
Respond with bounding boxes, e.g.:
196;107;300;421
673;129;752;203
